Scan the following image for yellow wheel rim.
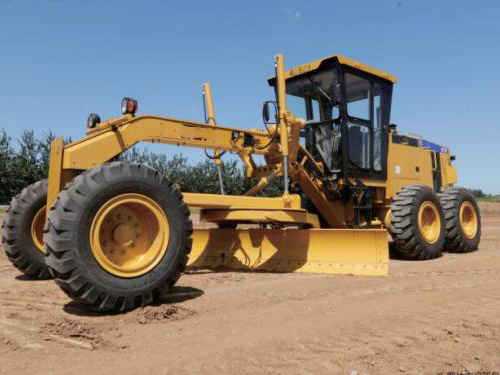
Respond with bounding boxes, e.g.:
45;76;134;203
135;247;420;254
31;206;46;252
418;201;441;244
90;193;170;278
460;201;478;239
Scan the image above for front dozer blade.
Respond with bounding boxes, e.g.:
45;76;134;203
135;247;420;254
188;228;388;276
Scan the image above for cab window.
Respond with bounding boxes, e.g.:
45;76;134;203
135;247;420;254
345;73;371;170
345;73;370;120
286;95;307;120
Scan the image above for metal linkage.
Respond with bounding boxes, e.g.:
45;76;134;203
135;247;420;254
202;82;225;195
275;54;290;196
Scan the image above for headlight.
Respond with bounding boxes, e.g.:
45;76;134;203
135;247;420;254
87;113;101;129
121;97;138;115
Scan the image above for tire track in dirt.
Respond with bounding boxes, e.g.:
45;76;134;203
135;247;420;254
164;285;500;375
390;268;499;277
0;319;44;350
180;267;499;316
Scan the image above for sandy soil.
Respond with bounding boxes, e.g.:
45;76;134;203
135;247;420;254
0;203;499;375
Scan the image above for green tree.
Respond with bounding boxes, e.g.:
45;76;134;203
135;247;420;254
9;130;46;193
471;189;486;198
0;130;15;204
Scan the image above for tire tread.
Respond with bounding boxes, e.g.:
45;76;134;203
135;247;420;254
1;179;51;279
389;184;445;260
44;162;192;312
438;187;481;253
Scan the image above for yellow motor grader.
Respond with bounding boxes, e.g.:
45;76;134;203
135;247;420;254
2;54;481;312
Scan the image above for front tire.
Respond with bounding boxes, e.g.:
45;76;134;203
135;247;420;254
44;162;193;312
390;185;445;260
1;180;51;279
438;187;481;253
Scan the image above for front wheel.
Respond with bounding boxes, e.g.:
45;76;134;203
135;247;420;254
2;180;51;279
44;162;193;312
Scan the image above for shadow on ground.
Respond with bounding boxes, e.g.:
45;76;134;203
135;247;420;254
388;241;443;261
62;286;204;317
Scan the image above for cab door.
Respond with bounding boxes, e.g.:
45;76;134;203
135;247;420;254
340;70;392;181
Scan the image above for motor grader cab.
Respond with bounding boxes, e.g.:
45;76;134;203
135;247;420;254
267;55;397;228
270;55;394;182
2;54;481;312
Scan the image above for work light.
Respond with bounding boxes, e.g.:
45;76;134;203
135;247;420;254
87;113;101;129
121;97;138;115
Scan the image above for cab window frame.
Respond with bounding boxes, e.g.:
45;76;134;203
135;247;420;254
340;66;391;180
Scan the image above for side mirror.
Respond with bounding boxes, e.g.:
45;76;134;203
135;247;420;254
389;123;398;132
262;101;277;124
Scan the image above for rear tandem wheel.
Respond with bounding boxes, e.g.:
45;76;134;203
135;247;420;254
389;185;445;260
438;187;481;253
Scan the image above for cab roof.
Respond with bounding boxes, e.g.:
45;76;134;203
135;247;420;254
268;54;398;85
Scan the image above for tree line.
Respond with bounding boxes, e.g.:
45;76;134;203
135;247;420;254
0;130;282;205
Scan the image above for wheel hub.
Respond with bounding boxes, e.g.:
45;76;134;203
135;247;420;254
90;193;170;278
112;223;136;247
460;201;478;239
418;201;441;244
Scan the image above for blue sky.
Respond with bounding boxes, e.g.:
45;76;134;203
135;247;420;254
1;0;499;193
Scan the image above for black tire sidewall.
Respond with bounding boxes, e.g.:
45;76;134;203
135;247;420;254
458;191;481;247
445;189;481;251
17;194;47;265
413;188;446;254
4;180;48;272
390;185;445;259
73;177;187;295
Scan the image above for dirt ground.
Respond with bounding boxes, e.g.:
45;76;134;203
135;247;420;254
0;203;499;375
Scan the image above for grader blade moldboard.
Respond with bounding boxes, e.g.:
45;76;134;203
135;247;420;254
188;228;389;276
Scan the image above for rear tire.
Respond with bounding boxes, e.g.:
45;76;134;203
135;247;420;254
438;187;481;253
1;180;50;279
44;162;193;312
389;185;445;260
